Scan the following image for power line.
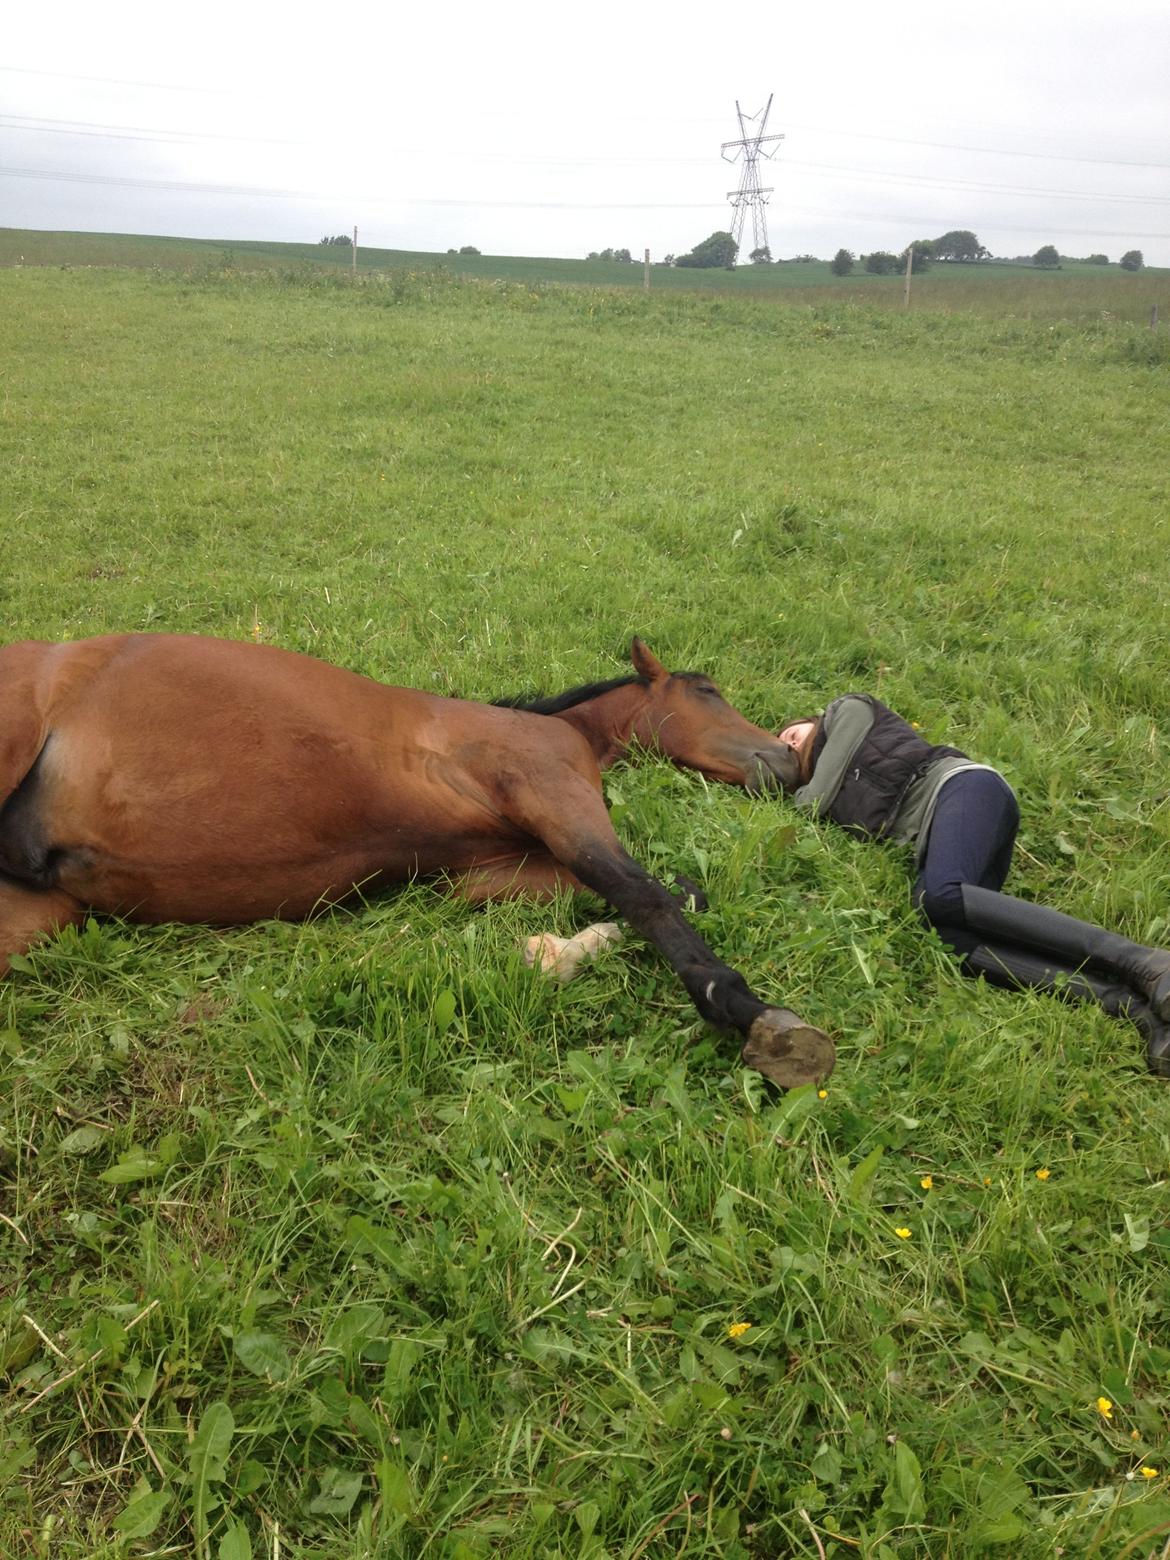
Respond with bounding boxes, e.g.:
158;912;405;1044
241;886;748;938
0;113;296;148
0;164;726;207
785;122;1170;172
784;157;1170;206
4;163;1165;240
0;62;220;94
5;97;1169;177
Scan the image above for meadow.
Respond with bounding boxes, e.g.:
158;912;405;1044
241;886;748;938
1;250;1169;1558
2;225;1166;322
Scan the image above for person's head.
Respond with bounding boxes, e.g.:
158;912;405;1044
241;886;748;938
777;718;817;782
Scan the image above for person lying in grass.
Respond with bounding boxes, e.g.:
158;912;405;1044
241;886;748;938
776;695;1170;1077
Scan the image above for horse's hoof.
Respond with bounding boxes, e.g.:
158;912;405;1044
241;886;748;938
742;1008;836;1088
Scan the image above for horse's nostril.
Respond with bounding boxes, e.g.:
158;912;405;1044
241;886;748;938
753;748;798;793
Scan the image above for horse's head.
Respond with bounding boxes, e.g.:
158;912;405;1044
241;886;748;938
627;639;800;794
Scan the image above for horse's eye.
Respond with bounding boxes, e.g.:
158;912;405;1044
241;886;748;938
695;684;722;699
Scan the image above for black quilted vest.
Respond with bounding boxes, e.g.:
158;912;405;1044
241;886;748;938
809;696;966;839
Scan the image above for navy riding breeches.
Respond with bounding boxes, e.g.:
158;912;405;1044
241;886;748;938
912;769;1020;955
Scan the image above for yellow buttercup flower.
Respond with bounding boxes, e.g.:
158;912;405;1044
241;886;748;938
1097;1397;1114;1421
1035;1168;1051;1181
1141;1466;1159;1479
727;1322;752;1340
817;1089;828;1099
894;1227;912;1240
920;1175;933;1191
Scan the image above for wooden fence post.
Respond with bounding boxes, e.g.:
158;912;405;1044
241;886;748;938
903;245;913;309
644;249;651;292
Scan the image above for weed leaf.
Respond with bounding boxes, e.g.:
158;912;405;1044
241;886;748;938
232;1330;291;1383
190;1401;235;1560
218;1517;253;1560
112;1480;170;1538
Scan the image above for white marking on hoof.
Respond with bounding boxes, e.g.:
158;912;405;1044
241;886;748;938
522;923;623;983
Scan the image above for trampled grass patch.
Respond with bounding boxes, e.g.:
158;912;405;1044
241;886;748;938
1;263;1169;1557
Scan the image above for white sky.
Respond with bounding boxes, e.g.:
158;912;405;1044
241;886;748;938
4;0;1169;266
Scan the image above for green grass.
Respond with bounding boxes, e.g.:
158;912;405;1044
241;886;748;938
1;262;1169;1558
3;225;1167;321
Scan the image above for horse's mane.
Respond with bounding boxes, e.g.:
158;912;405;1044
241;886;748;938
494;674;648;716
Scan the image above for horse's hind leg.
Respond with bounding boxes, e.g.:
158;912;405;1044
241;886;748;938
447;853;589;904
0;877;84;976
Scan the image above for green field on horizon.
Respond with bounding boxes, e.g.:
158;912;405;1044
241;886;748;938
2;224;1166;321
2;260;1169;1557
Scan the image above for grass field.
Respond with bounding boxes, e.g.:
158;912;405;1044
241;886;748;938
2;226;1167;322
2;253;1170;1558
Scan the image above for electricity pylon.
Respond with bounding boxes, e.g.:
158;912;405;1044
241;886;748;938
721;96;784;261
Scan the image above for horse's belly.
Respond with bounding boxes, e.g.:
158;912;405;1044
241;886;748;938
37;735;527;922
52;845;404;923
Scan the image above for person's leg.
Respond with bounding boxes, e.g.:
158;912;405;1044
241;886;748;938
963;942;1170;1077
959;882;1170;1020
912;771;1169;1074
912;770;1021;956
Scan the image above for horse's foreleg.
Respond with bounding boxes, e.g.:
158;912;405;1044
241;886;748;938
497;767;834;1085
567;841;834;1084
0;877;84;976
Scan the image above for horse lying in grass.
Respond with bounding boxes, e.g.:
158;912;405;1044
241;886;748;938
0;632;834;1087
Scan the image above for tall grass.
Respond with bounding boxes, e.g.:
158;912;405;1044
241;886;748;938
1;264;1169;1558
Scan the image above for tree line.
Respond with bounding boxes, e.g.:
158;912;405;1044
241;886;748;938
611;228;1147;273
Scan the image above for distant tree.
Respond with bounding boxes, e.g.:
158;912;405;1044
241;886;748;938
1119;249;1144;271
749;245;772;264
459;245;481;256
830;248;855;276
662;254;675;267
863;251;899;275
1087;253;1110;265
675;231;738;269
902;241;934;273
318;234;352;247
933;229;987;262
588;246;634;262
1033;245;1061;269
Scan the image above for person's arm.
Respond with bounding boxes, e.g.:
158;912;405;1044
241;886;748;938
792;696;875;814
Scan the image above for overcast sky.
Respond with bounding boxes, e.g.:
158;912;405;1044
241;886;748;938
4;0;1169;267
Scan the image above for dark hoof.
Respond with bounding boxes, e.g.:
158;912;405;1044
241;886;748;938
742;1008;835;1089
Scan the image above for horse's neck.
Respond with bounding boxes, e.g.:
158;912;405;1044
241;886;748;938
554;685;649;770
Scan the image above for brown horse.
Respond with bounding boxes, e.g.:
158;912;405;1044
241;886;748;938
0;632;834;1086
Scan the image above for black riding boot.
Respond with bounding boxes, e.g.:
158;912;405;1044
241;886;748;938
960;884;1170;1023
963;942;1170;1078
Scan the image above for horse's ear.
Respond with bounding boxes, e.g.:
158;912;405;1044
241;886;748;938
630;638;668;682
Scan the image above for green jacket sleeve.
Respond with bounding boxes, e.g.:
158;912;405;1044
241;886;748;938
792;696;875;815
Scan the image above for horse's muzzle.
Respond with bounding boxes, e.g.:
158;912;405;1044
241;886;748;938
746;746;801;795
